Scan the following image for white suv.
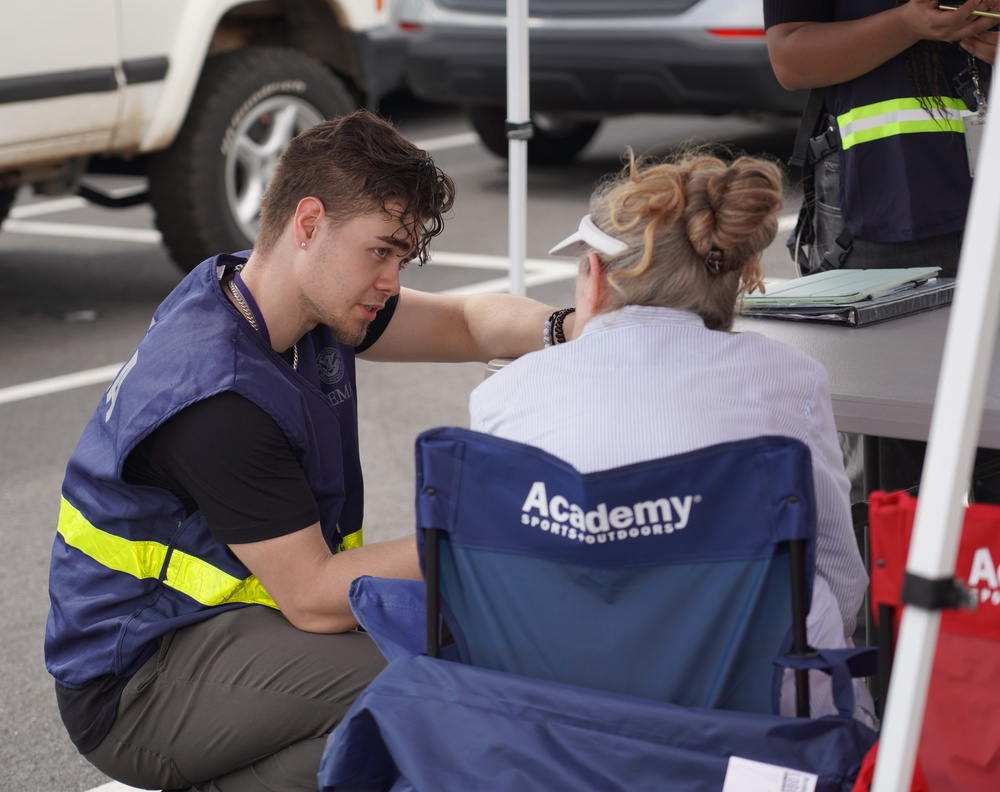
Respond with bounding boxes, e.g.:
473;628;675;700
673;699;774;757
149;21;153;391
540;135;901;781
0;1;408;271
394;0;805;164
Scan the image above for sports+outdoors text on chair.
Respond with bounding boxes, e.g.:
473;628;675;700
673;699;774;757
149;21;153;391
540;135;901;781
319;428;877;792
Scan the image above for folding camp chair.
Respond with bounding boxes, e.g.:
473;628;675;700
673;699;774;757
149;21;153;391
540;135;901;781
867;490;1000;792
320;428;877;792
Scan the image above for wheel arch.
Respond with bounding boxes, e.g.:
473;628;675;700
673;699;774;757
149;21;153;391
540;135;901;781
138;0;368;154
146;44;358;270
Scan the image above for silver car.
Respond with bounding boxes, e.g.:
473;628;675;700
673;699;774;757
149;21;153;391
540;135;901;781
394;0;806;164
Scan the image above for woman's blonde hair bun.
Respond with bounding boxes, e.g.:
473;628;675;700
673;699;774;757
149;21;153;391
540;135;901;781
587;148;784;330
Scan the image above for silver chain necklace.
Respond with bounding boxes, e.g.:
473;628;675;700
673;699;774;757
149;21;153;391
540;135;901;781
228;269;298;370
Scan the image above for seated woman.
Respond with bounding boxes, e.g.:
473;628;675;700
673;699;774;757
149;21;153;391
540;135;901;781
469;150;876;726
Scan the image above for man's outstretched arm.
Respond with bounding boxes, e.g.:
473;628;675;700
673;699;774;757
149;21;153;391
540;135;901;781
230;526;421;633
358;286;578;363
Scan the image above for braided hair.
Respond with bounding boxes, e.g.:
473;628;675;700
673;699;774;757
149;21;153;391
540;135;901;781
896;0;953;115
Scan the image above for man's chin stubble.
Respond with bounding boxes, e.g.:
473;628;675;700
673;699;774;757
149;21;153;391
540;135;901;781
330;320;370;347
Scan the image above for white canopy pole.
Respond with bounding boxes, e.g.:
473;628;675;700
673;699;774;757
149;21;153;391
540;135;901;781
872;109;1000;791
505;0;529;296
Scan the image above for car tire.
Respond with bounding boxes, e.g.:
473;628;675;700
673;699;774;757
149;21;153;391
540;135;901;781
468;106;600;165
148;47;356;272
0;187;16;228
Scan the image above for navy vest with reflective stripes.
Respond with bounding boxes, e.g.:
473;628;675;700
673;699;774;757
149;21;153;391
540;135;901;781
45;253;365;687
828;0;978;243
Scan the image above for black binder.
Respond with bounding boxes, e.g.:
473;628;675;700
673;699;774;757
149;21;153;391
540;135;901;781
738;273;955;327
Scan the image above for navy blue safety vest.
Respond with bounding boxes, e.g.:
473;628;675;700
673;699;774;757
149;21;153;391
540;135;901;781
828;0;980;243
45;253;365;688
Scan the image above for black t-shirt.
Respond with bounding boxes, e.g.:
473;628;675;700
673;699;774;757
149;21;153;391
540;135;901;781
122;391;323;544
57;294;398;753
764;0;832;28
123;290;399;543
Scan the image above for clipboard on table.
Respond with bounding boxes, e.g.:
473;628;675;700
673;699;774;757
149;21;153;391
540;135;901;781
738;268;955;327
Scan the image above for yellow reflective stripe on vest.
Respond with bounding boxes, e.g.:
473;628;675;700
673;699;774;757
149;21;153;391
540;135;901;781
837;97;969;151
57;497;277;609
339;527;363;551
164;548;277;608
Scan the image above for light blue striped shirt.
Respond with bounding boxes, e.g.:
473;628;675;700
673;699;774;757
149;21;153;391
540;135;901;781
471;304;874;723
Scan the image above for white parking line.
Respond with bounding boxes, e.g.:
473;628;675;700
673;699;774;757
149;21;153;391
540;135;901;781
0;364;124;406
440;265;579;295
3;218;163;244
8;196;90;218
410;130;480;152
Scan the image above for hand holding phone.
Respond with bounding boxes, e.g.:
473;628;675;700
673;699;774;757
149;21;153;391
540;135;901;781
938;3;1000;19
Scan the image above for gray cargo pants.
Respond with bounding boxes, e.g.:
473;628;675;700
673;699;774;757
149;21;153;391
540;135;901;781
84;605;386;791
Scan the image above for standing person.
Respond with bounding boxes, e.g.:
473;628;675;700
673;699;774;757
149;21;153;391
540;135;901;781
45;110;559;792
765;0;998;501
765;0;995;277
470;150;876;725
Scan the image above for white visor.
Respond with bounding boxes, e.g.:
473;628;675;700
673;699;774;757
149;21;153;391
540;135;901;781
548;214;629;258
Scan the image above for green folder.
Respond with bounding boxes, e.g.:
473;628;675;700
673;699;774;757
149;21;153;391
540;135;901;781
738;268;954;327
741;267;942;307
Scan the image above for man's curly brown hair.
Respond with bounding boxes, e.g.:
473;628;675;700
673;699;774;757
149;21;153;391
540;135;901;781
257;110;456;263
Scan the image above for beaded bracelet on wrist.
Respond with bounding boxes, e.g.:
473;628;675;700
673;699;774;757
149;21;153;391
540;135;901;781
544;307;576;347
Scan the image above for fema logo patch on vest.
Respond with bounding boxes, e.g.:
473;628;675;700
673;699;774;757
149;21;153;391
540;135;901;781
318;346;354;406
318;348;345;384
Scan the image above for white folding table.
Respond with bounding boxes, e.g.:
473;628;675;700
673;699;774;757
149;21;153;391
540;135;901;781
734;307;1000;450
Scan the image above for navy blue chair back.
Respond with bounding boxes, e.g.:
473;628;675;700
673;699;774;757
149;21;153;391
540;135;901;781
415;428;816;714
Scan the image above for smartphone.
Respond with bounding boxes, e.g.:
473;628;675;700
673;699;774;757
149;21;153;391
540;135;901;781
938;4;1000;19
